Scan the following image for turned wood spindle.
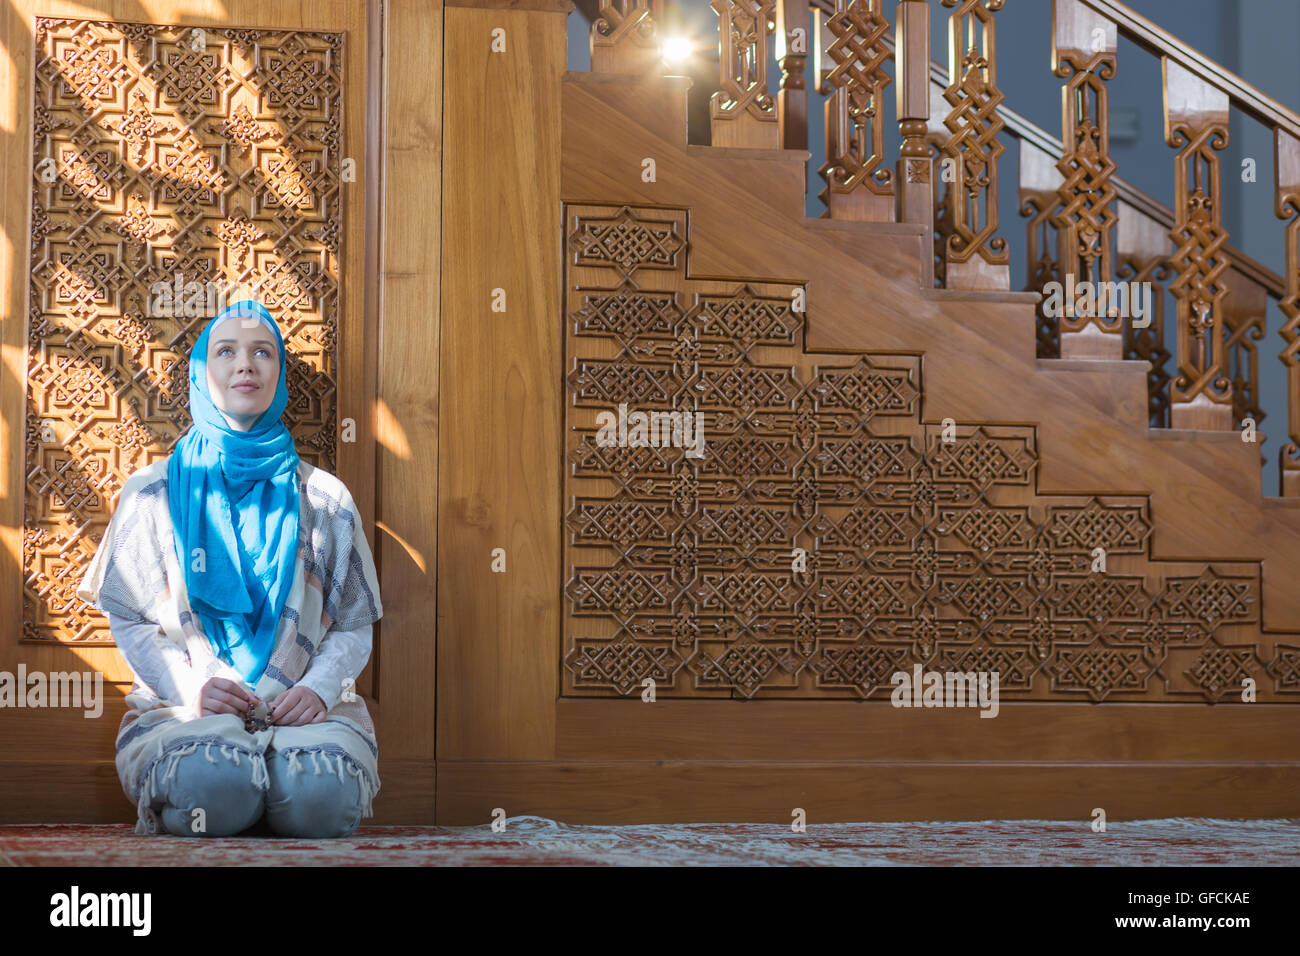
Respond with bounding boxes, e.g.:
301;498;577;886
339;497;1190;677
775;0;809;151
895;0;931;228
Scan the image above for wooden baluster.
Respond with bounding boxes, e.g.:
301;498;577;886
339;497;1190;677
895;0;932;227
711;0;780;148
1018;138;1064;357
591;0;661;74
1275;128;1300;493
1163;58;1233;429
1220;267;1267;456
937;0;1009;289
926;79;954;287
1052;0;1120;358
775;0;809;151
812;0;894;221
1116;199;1175;428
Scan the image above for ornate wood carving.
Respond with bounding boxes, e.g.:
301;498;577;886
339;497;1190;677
1117;200;1175;428
28;18;343;644
925;80;955;287
1220;267;1267;445
562;202;1293;703
710;0;780;149
936;0;1009;290
1276;128;1300;494
814;0;894;221
1052;0;1120;358
1019;138;1063;358
1163;58;1233;429
591;0;660;75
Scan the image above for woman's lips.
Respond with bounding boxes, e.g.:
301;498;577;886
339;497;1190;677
232;383;259;391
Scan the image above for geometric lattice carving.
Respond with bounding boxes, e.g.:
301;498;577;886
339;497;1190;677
1118;246;1175;427
1051;15;1119;340
817;0;895;220
1164;59;1233;421
563;202;1292;702
27;18;342;644
709;0;779;147
936;0;1009;276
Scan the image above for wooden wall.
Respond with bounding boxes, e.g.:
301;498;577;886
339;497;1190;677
0;0;438;823
5;0;1298;827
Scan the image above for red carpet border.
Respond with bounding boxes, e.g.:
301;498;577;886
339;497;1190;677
2;816;1299;865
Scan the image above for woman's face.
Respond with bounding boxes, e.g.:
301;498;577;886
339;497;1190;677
205;316;278;431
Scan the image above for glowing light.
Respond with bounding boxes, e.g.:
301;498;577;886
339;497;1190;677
661;35;693;63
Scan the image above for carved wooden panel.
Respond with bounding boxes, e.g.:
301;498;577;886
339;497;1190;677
27;18;344;644
562;203;1300;703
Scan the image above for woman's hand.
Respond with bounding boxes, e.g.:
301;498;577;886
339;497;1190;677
268;686;327;726
198;676;259;718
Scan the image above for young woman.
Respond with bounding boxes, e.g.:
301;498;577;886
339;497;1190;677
77;300;383;838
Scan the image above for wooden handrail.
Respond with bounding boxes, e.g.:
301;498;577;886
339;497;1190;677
800;0;1285;298
872;9;1287;300
1079;0;1300;142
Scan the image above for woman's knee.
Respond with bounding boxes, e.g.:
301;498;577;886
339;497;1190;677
153;747;265;837
264;751;364;839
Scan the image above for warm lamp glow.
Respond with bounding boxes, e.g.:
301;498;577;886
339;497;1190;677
661;35;693;64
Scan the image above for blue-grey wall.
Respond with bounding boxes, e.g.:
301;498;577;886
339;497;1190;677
566;0;1300;493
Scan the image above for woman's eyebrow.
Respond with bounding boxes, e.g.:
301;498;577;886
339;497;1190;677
213;338;275;347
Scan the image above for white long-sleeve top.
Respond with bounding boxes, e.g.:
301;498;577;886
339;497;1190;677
107;611;372;713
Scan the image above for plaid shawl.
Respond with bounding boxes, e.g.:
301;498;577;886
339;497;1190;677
77;456;384;834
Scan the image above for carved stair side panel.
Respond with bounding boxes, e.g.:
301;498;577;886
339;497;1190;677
28;18;343;644
1163;57;1233;429
561;201;1294;703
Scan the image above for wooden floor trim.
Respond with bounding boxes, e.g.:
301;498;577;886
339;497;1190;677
436;760;1300;824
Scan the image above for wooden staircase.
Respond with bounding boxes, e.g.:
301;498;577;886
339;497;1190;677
462;0;1300;821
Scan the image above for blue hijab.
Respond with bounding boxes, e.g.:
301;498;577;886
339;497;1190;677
168;300;300;687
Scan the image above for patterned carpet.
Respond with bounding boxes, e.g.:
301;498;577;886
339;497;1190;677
3;816;1298;865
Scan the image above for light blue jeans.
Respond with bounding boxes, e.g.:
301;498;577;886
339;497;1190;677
147;742;365;838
